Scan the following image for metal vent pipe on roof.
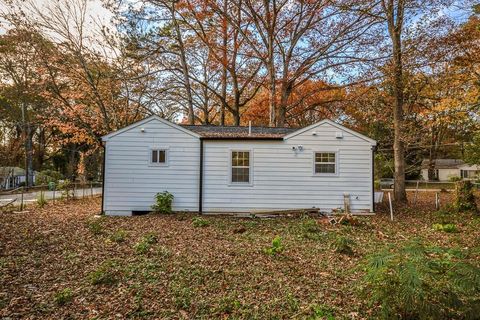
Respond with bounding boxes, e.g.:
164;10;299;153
248;121;252;136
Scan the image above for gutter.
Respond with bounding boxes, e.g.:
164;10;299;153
199;138;204;213
372;145;377;213
101;142;106;215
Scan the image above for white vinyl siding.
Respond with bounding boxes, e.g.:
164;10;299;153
103;118;199;215
203;121;374;213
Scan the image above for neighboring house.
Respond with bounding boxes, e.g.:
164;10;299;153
421;159;480;181
0;167;36;190
101;116;377;216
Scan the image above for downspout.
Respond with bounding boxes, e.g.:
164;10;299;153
101;141;106;215
372;145;377;213
199;138;204;213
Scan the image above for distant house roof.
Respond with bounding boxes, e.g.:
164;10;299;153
180;125;298;138
421;159;465;169
0;167;26;176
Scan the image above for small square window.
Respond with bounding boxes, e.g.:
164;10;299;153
314;152;336;174
150;149;167;165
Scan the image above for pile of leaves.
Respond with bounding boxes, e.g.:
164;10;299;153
0;192;479;319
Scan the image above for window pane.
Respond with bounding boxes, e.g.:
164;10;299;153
315;163;335;174
159;150;166;163
151;150;158;163
232;168;249;183
315;152;335;163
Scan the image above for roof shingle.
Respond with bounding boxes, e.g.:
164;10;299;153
180;125;298;138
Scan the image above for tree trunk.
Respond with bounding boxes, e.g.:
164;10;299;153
277;80;293;126
220;0;228;126
171;2;195;124
385;0;407;202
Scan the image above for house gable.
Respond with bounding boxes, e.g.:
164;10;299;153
101;115;200;141
283;119;376;146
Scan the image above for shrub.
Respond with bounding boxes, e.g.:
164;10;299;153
88;260;119;285
432;223;458;233
109;229;127;243
454;180;477;212
58;180;74;199
86;218;103;235
151;191;174;214
36;170;63;186
363;240;480;319
37;192;47;208
332;236;355;256
53;288;73;306
192;217;209;228
264;236;284;256
449;176;462;182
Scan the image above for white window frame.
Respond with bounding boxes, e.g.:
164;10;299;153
149;147;169;166
313;151;339;176
229;149;253;186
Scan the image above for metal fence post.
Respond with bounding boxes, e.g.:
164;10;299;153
20;187;24;211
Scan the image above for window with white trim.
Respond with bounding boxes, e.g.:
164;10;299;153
231;151;250;183
150;149;167;165
314;152;336;174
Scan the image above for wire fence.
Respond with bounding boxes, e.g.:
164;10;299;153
0;182;102;211
379;179;480;191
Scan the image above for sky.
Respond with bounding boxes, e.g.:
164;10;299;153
0;0;114;36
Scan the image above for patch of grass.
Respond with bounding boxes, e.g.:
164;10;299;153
53;288;73;306
433;223;458;233
86;218;103;235
264;235;284;256
298;219;325;240
88;260;119;285
134;233;158;254
109;229;127;243
192;216;210;228
171;283;192;309
308;304;336;320
331;236;355;256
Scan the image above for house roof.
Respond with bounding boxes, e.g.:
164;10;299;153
0;167;26;176
421;159;465;169
102;115;376;143
180;125;297;138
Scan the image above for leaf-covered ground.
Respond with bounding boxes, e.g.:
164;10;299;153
1;193;479;319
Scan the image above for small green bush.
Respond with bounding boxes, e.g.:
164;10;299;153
449;176;462;182
309;304;336;320
109;229;127;243
37;192;47;208
58;180;74;198
332;236;355;256
53;288;73;306
36;170;63;186
433;223;458;233
362;240;480;319
151;191;174;214
264;236;284;256
192;217;209;228
88;260;118;285
86;218;103;235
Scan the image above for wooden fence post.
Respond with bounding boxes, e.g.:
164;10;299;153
414;181;419;205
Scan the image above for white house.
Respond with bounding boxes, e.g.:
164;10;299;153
0;167;36;190
421;159;480;181
101;116;377;216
